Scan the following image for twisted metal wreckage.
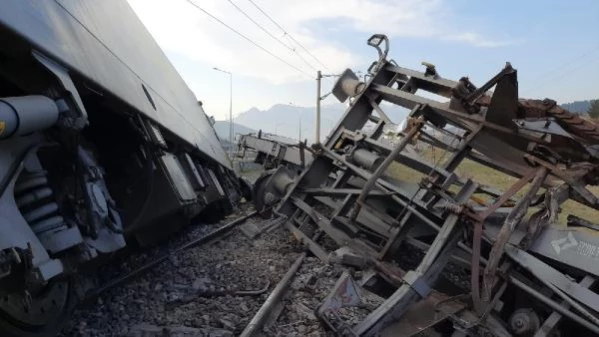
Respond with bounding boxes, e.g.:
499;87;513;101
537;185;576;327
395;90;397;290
238;132;312;173
244;34;599;336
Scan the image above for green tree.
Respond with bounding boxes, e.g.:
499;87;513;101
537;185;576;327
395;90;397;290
588;100;599;119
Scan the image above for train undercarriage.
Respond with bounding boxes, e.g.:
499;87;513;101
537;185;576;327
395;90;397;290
0;2;246;336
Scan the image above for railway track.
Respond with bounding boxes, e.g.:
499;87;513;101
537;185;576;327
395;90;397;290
61;207;340;336
63;207;464;337
85;210;261;301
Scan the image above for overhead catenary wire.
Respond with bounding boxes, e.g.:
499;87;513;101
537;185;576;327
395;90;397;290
522;44;599;95
246;0;332;72
524;56;599;95
529;44;599;83
183;0;312;78
226;0;318;72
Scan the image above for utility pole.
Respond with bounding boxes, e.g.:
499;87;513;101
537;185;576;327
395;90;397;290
229;71;232;158
213;67;233;159
315;71;322;144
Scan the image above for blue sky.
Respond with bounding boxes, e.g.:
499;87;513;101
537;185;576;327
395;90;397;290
128;0;599;121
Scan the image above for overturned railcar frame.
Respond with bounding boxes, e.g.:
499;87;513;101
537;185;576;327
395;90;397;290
0;1;243;335
258;34;599;336
237;133;313;170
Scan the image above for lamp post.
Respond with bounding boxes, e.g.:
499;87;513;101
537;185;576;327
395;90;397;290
213;67;233;158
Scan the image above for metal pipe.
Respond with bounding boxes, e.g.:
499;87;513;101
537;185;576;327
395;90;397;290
240;252;306;337
349;117;423;222
350;148;383;171
0;96;59;139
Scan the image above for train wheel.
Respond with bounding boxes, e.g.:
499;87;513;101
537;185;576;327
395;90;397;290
0;279;74;337
252;170;275;218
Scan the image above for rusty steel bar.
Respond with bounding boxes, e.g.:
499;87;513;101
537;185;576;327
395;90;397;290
476;167;539;221
482;167;549;302
349;116;424;222
470;167;540;312
240;252;306;337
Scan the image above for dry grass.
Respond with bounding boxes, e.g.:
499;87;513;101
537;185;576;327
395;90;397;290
386;144;599;225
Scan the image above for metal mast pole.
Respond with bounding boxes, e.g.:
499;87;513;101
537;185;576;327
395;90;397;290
315;70;322;144
213;67;234;159
229;72;233;159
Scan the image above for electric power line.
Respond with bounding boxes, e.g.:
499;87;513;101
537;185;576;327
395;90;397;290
226;0;318;72
525;56;599;94
246;0;332;72
183;0;312;78
522;44;599;93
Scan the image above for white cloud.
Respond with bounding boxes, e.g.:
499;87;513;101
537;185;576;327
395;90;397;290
441;33;517;48
127;0;515;84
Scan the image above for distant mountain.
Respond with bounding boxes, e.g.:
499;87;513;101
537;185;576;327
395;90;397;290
213;121;257;141
232;103;410;143
216;99;597;146
561;100;594;116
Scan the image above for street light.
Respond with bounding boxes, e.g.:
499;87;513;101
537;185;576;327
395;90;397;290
213;67;233;159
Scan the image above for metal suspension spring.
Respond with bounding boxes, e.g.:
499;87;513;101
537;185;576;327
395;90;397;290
14;171;66;235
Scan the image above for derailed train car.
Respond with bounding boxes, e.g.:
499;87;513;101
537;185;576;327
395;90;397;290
255;35;599;336
0;1;246;335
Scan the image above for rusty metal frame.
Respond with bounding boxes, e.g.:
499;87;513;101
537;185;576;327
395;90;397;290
251;33;599;336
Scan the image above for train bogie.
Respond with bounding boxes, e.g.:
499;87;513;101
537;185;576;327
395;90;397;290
0;1;242;335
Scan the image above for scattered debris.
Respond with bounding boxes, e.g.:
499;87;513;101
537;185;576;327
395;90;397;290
67;33;599;337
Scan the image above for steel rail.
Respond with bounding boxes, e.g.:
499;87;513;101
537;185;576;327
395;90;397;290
86;210;260;300
240;252;306;337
